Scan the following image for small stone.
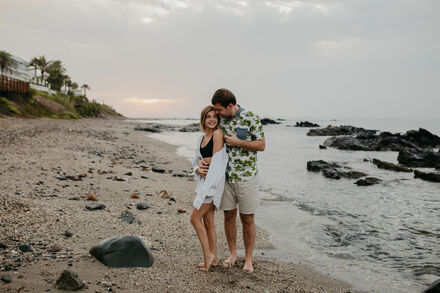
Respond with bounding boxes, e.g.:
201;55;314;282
64;231;73;238
113;177;126;182
130;193;140;199
169;197;176;202
177;208;187;214
0;243;7;249
152;167;165;173
68;262;73;267
158;190;171;199
50;244;62;252
86;193;98;201
18;245;32;253
1;275;11;284
136;203;150;210
120;210;136;224
124;172;132;176
85;203;106;211
55;269;84;291
140;176;148;179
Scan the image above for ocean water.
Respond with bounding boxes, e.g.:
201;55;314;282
129;117;440;293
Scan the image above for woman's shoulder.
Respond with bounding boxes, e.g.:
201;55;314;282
213;129;223;137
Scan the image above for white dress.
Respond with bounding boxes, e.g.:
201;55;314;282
192;135;228;210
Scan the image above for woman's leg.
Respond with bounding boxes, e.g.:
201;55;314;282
203;206;218;265
190;202;215;271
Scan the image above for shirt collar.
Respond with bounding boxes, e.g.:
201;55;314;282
232;105;242;118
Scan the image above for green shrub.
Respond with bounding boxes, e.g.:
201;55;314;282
0;97;22;116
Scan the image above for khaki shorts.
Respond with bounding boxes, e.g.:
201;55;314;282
220;176;259;214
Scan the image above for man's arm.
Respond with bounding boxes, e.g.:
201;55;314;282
224;132;265;152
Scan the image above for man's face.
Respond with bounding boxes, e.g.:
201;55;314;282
213;103;230;118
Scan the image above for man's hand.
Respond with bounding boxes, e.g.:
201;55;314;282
224;132;242;147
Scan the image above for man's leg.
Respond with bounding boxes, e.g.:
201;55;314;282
223;208;237;266
240;213;255;273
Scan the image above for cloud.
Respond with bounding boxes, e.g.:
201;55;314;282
122;97;186;104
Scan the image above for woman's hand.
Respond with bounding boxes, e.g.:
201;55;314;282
196;168;207;178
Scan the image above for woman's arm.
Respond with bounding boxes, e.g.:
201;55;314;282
212;129;224;154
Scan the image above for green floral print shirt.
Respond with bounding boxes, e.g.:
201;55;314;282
220;106;265;183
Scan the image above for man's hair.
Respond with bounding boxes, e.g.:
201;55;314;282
211;88;236;108
200;105;220;132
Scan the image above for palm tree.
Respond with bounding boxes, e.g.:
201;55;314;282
81;84;90;97
0;50;17;76
29;57;39;84
35;56;50;85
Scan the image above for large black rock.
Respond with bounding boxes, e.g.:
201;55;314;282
424;279;440;293
306;160;367;180
354;177;382;186
295;121;320;127
398;148;440;168
414;170;440;183
89;235;153;268
372;159;412;172
307;125;377;137
260;118;280;125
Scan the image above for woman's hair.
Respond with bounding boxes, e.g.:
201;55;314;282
200;105;220;132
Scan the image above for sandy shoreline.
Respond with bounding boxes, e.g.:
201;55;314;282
0;118;363;293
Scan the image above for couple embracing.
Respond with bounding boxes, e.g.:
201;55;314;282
190;88;266;273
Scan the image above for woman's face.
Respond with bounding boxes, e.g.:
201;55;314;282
204;110;218;130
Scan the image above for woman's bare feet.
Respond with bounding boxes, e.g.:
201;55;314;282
197;255;218;268
221;255;237;268
199;253;215;271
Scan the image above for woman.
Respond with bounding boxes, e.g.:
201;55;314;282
190;105;228;271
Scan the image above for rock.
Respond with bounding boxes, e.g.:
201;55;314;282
89;235;153;268
68;197;80;201
307;160;366;180
177;208;187;214
306;160;341;172
158;190;171;199
66;175;82;181
113;176;126;181
134;126;161;133
55;176;67;181
50;244;62;252
130;193;140;199
323;137;373;151
86;193;98;201
120;210;136;224
136;203;150;210
414;170;440;183
124;172;132;176
308;125;377;137
319;145;327;149
152;167;165;173
398;148;440;168
85;203;106;211
354;177;382;186
0;242;7;249
372;159;412;172
55;269;85;291
179;123;200;132
424;279;440;293
260;118;280;125
64;231;73;238
1;275;11;284
140;176;148;179
403;128;440;148
295;121;320;127
18;245;32;253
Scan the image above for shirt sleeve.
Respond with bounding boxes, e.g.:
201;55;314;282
250;114;265;140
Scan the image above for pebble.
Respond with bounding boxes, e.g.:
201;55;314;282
1;275;11;284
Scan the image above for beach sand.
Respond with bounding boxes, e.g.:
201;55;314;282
0;118;363;293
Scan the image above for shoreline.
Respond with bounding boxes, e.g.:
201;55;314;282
0;118;363;292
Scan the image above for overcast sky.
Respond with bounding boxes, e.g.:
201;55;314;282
1;0;439;118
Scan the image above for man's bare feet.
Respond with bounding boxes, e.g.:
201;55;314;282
221;255;237;268
242;261;254;273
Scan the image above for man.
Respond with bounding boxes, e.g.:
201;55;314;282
200;88;265;273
